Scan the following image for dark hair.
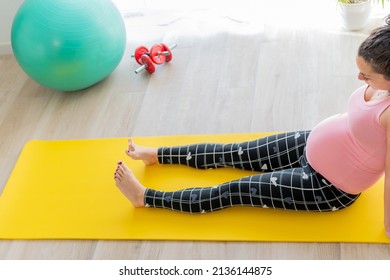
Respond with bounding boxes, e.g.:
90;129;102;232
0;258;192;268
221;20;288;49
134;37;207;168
358;15;390;80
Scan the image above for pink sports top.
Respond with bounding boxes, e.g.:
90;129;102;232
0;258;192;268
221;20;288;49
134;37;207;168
306;85;390;194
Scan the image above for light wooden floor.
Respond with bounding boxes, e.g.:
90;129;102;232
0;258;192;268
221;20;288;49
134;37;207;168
1;8;390;259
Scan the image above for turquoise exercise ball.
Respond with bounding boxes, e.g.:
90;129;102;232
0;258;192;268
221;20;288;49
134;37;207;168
11;0;126;91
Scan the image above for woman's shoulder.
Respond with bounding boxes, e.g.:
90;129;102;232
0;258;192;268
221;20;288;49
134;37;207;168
380;103;390;128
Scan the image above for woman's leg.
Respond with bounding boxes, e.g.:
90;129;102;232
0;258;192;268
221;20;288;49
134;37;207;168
144;175;359;213
128;131;311;172
114;155;360;213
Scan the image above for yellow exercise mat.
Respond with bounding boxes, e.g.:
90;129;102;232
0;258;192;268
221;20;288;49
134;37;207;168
0;133;389;243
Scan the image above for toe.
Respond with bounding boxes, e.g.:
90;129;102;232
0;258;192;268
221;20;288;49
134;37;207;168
128;139;136;152
116;165;124;176
126;141;135;157
115;161;125;175
114;172;121;182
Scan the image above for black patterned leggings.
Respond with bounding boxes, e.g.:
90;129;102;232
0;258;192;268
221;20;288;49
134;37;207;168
144;131;360;213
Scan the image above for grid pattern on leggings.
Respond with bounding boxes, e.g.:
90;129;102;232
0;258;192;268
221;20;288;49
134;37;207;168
145;131;360;213
158;131;310;172
144;153;360;213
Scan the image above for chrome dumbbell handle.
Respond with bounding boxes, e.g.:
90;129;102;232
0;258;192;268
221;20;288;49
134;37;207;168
135;64;146;74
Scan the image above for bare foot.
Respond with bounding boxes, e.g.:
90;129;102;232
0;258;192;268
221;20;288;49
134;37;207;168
126;138;158;165
114;161;146;207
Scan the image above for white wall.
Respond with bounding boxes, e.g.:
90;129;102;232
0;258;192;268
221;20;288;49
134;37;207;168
0;0;23;55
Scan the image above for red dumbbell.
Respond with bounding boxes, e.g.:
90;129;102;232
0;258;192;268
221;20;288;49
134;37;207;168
134;54;155;74
149;43;177;65
132;43;177;74
132;46;149;64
